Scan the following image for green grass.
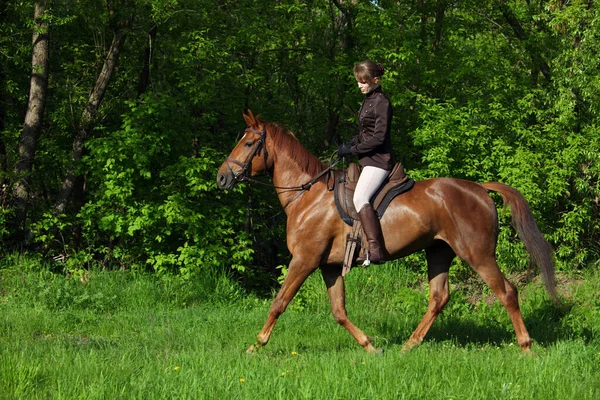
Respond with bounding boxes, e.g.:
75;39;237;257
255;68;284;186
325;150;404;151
1;263;599;399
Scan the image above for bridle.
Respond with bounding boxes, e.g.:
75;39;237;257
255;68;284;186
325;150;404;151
224;126;269;184
224;124;340;209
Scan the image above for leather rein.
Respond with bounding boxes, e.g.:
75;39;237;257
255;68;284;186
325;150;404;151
224;126;340;209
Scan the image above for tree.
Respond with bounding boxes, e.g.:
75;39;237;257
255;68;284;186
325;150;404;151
0;0;597;277
53;1;132;216
11;0;49;240
496;0;551;83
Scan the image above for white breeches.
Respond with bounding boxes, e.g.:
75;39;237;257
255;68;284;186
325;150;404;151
353;166;389;211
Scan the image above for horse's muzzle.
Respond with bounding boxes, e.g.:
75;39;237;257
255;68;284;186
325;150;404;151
217;170;235;190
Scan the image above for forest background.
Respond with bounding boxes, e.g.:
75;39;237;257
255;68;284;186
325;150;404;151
0;0;599;287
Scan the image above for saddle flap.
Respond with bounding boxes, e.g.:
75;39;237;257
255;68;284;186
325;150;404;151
334;167;359;225
387;162;406;183
372;163;410;210
346;163;360;189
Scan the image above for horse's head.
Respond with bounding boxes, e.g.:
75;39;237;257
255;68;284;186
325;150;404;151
217;110;271;190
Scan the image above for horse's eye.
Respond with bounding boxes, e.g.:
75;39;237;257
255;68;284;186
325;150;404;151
245;141;253;147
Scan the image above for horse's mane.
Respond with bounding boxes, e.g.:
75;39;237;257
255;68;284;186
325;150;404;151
264;121;327;177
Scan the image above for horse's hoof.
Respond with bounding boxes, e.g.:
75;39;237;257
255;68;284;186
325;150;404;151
520;345;535;356
246;344;257;354
401;341;419;352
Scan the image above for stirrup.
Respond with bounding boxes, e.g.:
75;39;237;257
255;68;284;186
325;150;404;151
361;253;371;267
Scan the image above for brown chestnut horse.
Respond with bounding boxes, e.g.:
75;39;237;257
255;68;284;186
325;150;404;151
217;110;558;353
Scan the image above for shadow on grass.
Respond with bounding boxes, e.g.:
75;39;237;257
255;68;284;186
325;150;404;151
376;299;592;348
377;318;514;348
523;299;594;345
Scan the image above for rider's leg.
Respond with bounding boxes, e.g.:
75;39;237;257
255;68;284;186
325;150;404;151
353;166;389;264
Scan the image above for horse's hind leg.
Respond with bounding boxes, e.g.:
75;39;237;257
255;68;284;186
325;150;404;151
321;266;377;353
403;242;454;351
469;256;531;351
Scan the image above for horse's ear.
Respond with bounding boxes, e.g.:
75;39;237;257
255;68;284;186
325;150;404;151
243;109;255;127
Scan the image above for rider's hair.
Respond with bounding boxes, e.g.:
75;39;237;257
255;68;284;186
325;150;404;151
354;60;385;82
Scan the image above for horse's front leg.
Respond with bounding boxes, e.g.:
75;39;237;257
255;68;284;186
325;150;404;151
247;254;318;353
321;266;377;353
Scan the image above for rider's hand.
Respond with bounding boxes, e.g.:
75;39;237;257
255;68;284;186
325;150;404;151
337;142;354;158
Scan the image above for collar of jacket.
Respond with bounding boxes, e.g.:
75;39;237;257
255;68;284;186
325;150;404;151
365;85;382;98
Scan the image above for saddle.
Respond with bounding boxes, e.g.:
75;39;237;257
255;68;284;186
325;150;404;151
333;162;415;275
334;162;414;226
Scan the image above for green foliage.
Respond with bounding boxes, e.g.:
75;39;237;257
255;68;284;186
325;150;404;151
0;0;598;284
0;255;252;311
74;94;254;278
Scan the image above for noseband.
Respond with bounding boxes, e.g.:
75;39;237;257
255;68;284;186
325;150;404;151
225;126;269;182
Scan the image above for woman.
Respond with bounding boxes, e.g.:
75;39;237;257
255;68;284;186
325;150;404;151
338;60;395;264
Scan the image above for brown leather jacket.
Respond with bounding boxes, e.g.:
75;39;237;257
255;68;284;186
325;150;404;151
350;86;395;171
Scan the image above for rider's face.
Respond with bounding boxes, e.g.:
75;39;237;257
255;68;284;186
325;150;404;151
356;77;380;94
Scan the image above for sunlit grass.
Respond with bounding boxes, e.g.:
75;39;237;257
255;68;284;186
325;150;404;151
1;264;599;399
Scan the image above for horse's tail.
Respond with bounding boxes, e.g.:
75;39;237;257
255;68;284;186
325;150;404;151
482;182;559;303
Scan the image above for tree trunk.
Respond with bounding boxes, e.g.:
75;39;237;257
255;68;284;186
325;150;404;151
0;68;8;182
0;4;8;183
327;0;356;149
433;1;446;51
137;24;157;97
0;95;7;208
496;0;551;83
12;0;49;235
419;0;427;51
331;0;355;51
53;29;127;215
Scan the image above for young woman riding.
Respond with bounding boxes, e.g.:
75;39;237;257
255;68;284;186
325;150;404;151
337;60;395;264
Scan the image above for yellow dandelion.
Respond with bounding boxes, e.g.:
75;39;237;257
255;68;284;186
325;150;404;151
173;366;181;371
239;378;245;383
291;351;297;355
361;361;366;365
281;372;286;377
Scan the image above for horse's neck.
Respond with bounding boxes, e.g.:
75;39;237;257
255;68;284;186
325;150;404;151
272;156;313;188
271;151;323;209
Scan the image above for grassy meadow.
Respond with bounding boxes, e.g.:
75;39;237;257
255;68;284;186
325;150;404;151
1;259;599;399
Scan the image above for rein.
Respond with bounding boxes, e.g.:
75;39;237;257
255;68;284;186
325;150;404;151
225;125;340;209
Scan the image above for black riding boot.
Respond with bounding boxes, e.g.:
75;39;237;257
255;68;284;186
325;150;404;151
357;204;387;264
